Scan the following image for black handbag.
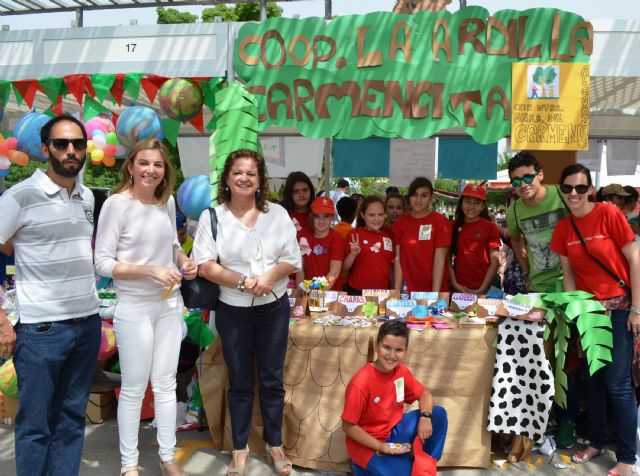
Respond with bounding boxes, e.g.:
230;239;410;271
180;208;221;309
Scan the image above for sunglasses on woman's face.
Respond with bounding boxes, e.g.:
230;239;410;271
560;184;590;195
47;138;88;151
510;173;536;187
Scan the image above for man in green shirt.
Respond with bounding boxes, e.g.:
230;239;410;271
506;152;567;293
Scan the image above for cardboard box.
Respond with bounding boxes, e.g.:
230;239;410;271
0;393;18;425
496;301;546;322
386;299;417;319
333;295;378;317
449;293;478;313
85;390;116;424
363;289;400;316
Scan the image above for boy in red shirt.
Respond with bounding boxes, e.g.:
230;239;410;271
342;321;448;476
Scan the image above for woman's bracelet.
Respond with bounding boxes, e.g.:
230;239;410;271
237;274;247;292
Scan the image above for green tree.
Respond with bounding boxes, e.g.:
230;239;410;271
156;7;197;24
83;161;121;190
532;65;557;98
201;4;237;22
202;2;282;22
4;161;47;189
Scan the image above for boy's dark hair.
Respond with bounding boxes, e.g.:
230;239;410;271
623;185;639;206
386;185;400;195
40;114;87;144
337;178;350;188
336;196;357;223
507;151;541;176
377;320;410;346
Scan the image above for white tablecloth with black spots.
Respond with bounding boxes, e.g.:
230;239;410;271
486;318;554;443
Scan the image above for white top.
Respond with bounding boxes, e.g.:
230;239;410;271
0;169;99;323
94;193;180;300
192;202;301;307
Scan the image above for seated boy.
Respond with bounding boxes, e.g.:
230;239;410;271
342;321;448;476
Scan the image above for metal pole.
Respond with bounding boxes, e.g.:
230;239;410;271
459;0;467;8
259;0;267;21
75;8;83;27
322;1;332;195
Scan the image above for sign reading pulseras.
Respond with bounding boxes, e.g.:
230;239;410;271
235;8;592;144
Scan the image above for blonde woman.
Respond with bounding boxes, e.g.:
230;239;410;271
95;138;197;476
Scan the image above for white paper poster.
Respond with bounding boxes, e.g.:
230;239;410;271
606;139;640;175
389;138;436;186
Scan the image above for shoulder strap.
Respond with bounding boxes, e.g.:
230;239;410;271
208;207;218;241
568;214;631;294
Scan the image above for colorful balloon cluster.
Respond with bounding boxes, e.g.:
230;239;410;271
0;133;29;177
0;358;17;398
84;114;126;168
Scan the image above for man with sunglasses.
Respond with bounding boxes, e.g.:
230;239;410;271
506;151;573;447
0;114;101;475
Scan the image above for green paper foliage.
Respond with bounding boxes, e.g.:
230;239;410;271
235;8;592;142
184;311;214;349
208;82;262;206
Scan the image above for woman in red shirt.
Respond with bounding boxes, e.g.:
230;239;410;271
449;184;501;295
550;164;640;476
297;197;345;290
343;196;395;295
392;177;451;293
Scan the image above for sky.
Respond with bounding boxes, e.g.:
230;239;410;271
1;0;638;30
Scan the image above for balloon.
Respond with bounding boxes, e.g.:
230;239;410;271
4;137;17;149
0;143;7;156
0;156;10;170
103;154;116;167
116;106;163;147
158;78;204;122
0;359;17;398
91;149;104;162
84;114;115;139
103;144;117;156
93;135;106;149
98;321;117;360
105;132;118;145
115;145;128;158
0;169;9;177
8;150;29;166
13;112;50;162
87;140;95;153
91;159;102;166
177;175;211;221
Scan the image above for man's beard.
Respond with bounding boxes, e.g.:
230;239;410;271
49;151;85;178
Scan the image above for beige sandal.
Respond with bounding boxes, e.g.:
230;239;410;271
228;445;250;476
120;466;140;476
160;459;186;476
265;444;292;475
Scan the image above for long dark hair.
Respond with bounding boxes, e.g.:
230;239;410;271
450;196;490;257
282;171;315;213
356;195;385;228
217;149;269;212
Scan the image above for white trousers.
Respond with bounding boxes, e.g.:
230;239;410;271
113;295;183;467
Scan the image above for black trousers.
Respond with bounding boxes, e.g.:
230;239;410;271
215;294;290;449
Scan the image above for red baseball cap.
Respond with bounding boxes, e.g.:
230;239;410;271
461;184;487;201
310;196;335;215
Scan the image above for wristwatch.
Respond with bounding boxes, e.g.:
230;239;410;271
420;411;432;419
237;274;246;292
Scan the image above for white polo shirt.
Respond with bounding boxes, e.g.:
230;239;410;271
0;169;99;323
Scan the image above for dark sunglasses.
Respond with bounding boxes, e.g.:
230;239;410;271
560;184;590;195
510;173;537;187
47;138;88;151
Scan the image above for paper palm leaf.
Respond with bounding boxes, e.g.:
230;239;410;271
208;81;262;206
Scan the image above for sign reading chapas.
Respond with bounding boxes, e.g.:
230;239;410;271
235;8;592;146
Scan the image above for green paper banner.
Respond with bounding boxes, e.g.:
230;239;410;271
0;80;10;110
90;74;116;103
235;8;592;142
162;118;181;146
83;95;111;122
123;73;143;101
39;77;65;104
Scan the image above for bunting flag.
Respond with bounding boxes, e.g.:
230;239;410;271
123;73;143;101
51;96;63;116
161;118;180;147
63;74;95;105
0;80;11;109
39;76;66;105
90;74;116;103
12;80;41;109
110;74;126;105
83;95;111;122
140;73;169;104
188;109;204;133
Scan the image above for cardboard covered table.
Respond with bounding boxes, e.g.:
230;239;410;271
199;320;497;472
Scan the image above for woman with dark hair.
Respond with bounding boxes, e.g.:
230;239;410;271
392;177;451;293
192;149;301;476
95;138;198;476
550;164;639;476
282;171;315;236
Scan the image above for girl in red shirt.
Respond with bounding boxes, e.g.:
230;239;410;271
392;177;451;293
448;184;501;295
296;197;345;290
343;196;395;295
282;171;315;236
550;164;639;476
